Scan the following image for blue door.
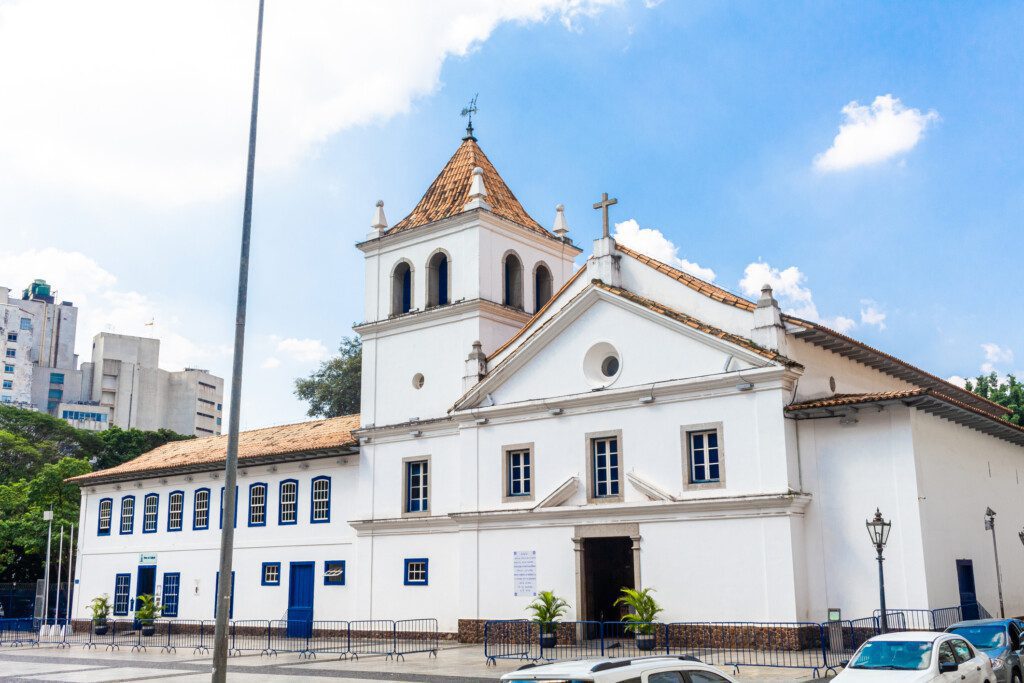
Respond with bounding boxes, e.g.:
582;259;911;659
134;565;156;628
287;562;314;638
956;560;979;619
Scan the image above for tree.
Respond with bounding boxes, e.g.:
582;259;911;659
964;373;1023;426
93;425;193;470
294;337;361;418
0;405;103;478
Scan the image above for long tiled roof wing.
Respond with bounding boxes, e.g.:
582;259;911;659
389;137;548;236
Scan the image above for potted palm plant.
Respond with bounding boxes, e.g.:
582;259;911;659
89;595;111;636
614;587;663;651
134;594;162;637
526;590;569;649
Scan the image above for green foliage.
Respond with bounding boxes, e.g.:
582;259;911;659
526;590;570;632
93;425;193;470
965;372;1023;426
134;594;162;621
88;594;111;621
0;405;103;479
614;587;663;635
294;337;361;418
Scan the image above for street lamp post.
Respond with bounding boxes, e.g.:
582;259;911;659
42;509;53;622
866;508;892;633
984;508;1005;619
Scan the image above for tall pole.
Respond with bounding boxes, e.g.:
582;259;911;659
876;544;888;633
65;524;75;626
986;509;1005;618
42;509;53;623
55;526;64;622
211;0;264;680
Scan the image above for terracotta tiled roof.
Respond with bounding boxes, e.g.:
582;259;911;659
617;244;757;312
785;390;928;411
389;137;549;236
68;414;360;485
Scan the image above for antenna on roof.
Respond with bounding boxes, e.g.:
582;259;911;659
461;93;479;141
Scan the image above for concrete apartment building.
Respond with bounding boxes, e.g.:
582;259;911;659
1;280;223;437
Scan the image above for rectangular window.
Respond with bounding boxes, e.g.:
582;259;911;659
161;573;180;617
143;493;159;533
120;496;135;534
405;460;429;514
167;491;184;531
49;372;64;384
591;436;621;499
2;380;12;390
683;424;725;490
98;498;113;536
5;349;15;358
19;318;31;331
113;574;131;615
261;562;281;586
505;447;532;499
193;488;210;530
278;480;297;525
403;558;428;586
6;333;16;342
248;483;266;527
47;388;62;399
3;364;13;374
311;477;330;523
324;560;345;586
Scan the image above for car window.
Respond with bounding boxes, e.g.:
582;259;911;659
950;638;974;663
647;673;685;683
851;641;932;670
950;625;1005;650
1009;624;1021;650
938;642;957;667
686;673;730;683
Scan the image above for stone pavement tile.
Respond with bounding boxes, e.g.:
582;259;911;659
18;667;191;682
0;663;103;677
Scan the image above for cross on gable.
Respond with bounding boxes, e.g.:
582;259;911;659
592;192;618;238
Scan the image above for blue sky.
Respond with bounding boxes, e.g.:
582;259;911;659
2;0;1021;429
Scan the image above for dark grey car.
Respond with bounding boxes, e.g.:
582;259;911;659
946;619;1024;683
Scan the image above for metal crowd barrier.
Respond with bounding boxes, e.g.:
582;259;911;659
666;621;827;676
484;620;662;666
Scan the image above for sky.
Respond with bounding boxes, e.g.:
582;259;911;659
1;0;1021;429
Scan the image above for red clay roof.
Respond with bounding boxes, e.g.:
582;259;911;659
68;414;360;485
389;137;548;236
617;243;757;312
785;390;928;411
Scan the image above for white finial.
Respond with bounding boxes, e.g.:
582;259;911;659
553;204;569;238
367;199;388;239
464;167;492;211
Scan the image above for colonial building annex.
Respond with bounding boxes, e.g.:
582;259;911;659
68;128;1024;636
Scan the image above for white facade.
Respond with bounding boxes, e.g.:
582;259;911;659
71;135;1024;634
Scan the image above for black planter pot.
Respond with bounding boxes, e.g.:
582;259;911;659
636;633;656;651
141;624;156;637
94;622;108;636
540;632;557;649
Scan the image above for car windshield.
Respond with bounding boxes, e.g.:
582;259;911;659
850;641;933;670
949;625;1005;650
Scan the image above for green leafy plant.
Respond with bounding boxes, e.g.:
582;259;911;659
88;594;111;622
614;587;663;636
526;590;569;634
133;594;162;621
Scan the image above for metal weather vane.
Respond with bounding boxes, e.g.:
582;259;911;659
461;93;479;139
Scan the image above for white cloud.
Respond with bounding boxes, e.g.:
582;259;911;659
3;249;230;371
946;375;968;388
859;300;887;329
261;357;281;370
613;218;716;281
0;1;616;205
980;342;1014;374
739;261;856;333
273;337;328;364
814;94;939;172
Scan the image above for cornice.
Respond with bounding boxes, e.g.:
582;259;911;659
353;298;531;335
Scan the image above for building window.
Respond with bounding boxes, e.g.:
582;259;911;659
324;560;345;586
587;433;622;502
219;486;237;529
503;445;534;501
5;349;15;358
161;573;180;617
216;403;222;411
6;333;16;342
213;571;235;619
427;251;450;307
278;479;298;525
404;459;429;515
142;493;159;533
97;498;113;536
167;491;184;531
2;380;12;390
3;364;13;374
248;483;267;527
119;496;135;534
19;318;31;331
403;558;428;586
193;488;210;530
50;372;64;384
311;476;330;523
261;562;281;586
113;574;131;616
534;263;553;311
391;261;413;315
503;252;524;309
683;424;725;489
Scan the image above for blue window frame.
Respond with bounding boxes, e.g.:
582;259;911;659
19;318;31;331
688;429;721;483
167;491;184;531
50;372;65;384
403;558;428;586
219;486;237;529
248;482;267;527
113;573;131;615
97;498;113;536
5;348;15;358
507;448;531;497
213;571;235;618
119;495;135;534
193;488;210;530
405;460;429;513
278;479;298;525
2;380;12;390
310;476;330;523
591;436;620;498
261;562;281;586
142;493;159;533
161;573;180;617
3;364;13;374
324;560;345;586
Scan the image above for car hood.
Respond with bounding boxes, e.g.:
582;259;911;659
837;669;936;682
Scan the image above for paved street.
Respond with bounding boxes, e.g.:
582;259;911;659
0;645;821;682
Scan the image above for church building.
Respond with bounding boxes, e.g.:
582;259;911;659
69;127;1024;635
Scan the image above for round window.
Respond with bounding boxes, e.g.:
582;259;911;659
601;356;620;378
412;373;425;389
582;342;621;388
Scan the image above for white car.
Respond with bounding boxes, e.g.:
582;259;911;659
500;655;739;682
836;630;995;682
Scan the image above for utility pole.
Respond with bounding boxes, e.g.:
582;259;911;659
211;0;264;680
984;508;1005;618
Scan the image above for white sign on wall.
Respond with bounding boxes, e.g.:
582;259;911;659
139;553;157;564
513;550;537;597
